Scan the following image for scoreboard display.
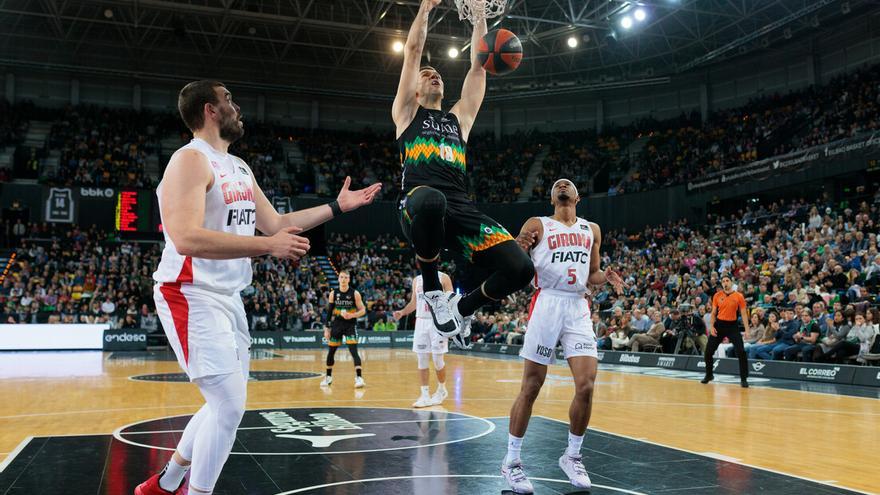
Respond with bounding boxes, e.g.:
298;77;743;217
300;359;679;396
72;188;161;233
114;190;160;232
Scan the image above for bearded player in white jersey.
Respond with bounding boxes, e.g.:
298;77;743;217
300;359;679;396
135;80;381;495
501;179;624;494
393;265;452;408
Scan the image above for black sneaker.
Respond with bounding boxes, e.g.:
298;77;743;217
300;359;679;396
700;376;713;384
741;380;749;388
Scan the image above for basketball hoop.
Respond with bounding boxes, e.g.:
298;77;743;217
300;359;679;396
454;0;507;25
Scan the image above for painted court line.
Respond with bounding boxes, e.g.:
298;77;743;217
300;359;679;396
0;436;33;473
534;415;869;494
459;351;880;401
273;474;647;495
119;416;489;436
112;406;496;456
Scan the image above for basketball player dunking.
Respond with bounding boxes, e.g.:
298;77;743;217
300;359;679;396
503;179;624;494
321;270;367;388
393;266;453;407
135;81;381;495
393;0;534;344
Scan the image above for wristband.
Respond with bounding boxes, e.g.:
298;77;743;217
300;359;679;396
329;200;343;217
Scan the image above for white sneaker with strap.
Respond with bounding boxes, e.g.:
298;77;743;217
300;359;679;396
320;375;332;387
558;453;592;489
429;387;448;405
501;460;534;494
412;394;432;408
424;291;461;336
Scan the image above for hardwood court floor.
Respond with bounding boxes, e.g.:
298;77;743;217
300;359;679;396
0;348;877;494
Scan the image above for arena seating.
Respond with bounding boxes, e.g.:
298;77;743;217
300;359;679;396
3;62;879;200
3;191;876;363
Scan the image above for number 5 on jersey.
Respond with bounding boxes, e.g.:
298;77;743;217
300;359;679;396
567;268;577;285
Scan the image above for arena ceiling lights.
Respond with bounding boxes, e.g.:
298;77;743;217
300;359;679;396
0;0;872;98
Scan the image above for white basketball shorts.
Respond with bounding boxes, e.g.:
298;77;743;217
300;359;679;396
154;283;250;381
412;318;449;354
521;289;597;365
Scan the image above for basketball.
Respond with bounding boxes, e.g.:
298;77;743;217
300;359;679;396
477;28;523;76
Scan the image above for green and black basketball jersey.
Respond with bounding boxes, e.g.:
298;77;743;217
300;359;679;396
331;287;357;330
398;107;468;194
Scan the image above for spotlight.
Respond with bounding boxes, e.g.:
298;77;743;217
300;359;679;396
448;47;459;58
634;8;647;22
103;8;114;19
392;40;404;53
567;36;578;48
620;16;633;29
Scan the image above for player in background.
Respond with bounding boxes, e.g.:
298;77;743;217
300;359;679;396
321;270;367;388
135;80;380;495
502;179;624;494
394;266;453;407
393;0;534;344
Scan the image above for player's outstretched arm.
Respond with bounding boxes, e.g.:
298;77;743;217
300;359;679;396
450;15;487;141
160;149;307;260
253;176;381;235
393;0;441;136
515;217;543;252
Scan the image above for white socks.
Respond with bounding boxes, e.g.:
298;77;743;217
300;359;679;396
159;457;190;491
566;431;584;457
437;382;446;393
505;434;524;465
420;385;430;397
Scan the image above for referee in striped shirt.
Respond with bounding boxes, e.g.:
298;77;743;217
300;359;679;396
702;273;751;388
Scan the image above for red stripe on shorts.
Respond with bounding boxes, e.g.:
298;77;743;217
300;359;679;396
527;288;541;321
160;283;190;363
177;256;193;283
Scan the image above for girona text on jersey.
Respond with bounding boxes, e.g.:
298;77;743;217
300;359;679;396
221;181;256;227
531;217;594;293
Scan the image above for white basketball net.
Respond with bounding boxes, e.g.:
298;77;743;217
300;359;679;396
454;0;507;25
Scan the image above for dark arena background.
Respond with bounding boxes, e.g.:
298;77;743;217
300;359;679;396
1;1;880;494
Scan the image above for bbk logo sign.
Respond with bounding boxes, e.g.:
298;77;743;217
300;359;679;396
596;351;605;361
751;361;766;373
80;187;115;198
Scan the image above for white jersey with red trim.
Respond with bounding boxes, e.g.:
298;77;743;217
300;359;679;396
414;272;448;320
153;138;257;293
530;216;593;294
